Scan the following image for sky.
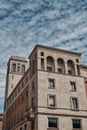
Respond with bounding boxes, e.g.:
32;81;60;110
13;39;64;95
0;0;87;112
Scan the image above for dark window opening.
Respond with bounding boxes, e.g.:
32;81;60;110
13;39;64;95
77;65;80;76
31;120;35;130
76;59;79;63
41;52;44;56
48;118;57;128
72;119;81;129
24;124;27;130
41;59;44;70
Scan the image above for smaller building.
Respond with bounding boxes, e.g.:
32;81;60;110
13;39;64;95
0;113;3;130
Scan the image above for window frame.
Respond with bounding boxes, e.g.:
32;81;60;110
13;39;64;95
48;117;58;128
47;94;56;108
70;82;77;92
70;97;79;110
48;79;55;89
72;119;82;129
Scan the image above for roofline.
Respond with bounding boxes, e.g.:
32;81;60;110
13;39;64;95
28;44;81;58
7;56;28;65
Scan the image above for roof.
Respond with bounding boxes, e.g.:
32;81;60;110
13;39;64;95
29;44;81;58
8;56;28;65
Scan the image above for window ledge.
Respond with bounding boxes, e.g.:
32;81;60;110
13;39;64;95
71;109;79;111
47;128;59;130
47;107;57;109
70;90;77;92
72;129;82;130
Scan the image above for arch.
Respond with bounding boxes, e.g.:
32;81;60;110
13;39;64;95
57;58;65;74
47;56;55;72
12;63;16;72
67;60;75;75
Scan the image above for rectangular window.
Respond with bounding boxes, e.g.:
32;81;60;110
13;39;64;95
71;98;78;109
17;66;20;72
72;119;81;129
24;124;27;130
31;120;35;130
48;95;56;108
41;52;44;56
41;59;44;70
77;65;80;76
70;82;76;91
20;127;22;130
48;118;58;128
48;79;55;89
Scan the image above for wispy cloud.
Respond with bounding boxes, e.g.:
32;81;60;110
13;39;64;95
0;0;87;112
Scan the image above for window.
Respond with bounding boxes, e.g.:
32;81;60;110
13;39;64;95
71;98;78;109
22;65;25;73
47;67;52;72
48;118;58;128
70;82;76;91
76;59;79;63
31;97;34;107
24;124;27;130
32;82;34;91
41;59;44;70
48;79;55;89
77;65;80;76
12;63;16;72
20;127;22;130
31;120;35;130
41;52;44;56
48;95;56;108
72;119;81;129
17;66;20;72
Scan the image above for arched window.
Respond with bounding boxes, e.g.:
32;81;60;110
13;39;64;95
22;65;25;73
47;56;55;72
67;60;75;75
12;63;16;72
57;58;65;74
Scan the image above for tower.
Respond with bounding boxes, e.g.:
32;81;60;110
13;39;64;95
4;56;28;102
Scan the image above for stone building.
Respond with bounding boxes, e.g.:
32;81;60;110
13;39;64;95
4;44;87;130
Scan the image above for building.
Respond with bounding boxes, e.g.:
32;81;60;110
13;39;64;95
4;44;87;130
0;113;3;130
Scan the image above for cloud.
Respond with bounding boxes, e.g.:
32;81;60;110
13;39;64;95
0;0;87;112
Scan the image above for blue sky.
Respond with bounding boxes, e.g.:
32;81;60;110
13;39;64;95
0;0;87;112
